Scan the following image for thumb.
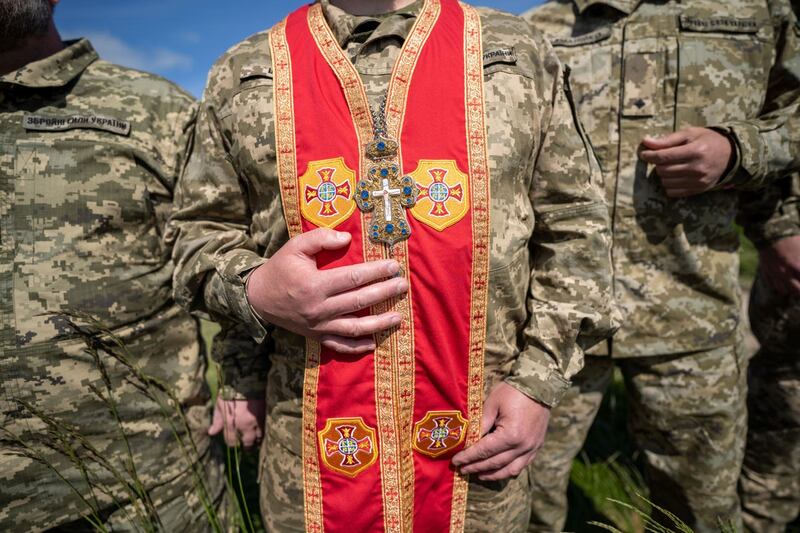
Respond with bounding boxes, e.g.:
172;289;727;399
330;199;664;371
480;393;501;437
641;130;691;150
208;405;223;436
293;228;351;257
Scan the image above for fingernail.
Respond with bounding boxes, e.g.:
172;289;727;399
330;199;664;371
336;232;350;242
392;314;402;326
387;261;400;275
396;279;409;295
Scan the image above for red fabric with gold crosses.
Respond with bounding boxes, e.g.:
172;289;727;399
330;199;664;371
269;1;490;531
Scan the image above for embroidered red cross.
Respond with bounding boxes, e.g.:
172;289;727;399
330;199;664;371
305;167;351;216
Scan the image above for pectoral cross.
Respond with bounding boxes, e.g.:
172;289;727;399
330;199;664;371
356;138;420;246
356;158;418;246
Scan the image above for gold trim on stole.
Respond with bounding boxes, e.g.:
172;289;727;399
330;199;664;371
382;2;441;530
449;5;491;532
269;20;326;533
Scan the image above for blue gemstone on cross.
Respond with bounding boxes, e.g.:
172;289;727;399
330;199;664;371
377;141;386;151
403;186;412;195
380;168;389;178
361;190;370;200
386;224;395;233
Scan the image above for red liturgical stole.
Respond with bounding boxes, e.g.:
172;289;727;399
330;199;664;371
270;0;491;530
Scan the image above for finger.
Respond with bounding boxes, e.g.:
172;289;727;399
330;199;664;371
324;260;402;296
477;454;535;481
320;312;402;339
292;228;351;257
208;408;223;436
788;278;800;297
654;164;703;181
451;432;513;467
223;423;240;448
457;448;521;475
641;130;693;150
480;395;500;437
240;428;258;449
640;144;696;165
322;277;409;316
320;335;377;354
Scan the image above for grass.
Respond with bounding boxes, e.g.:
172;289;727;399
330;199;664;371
9;239;768;532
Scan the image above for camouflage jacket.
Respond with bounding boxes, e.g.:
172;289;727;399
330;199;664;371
169;0;622;413
526;0;800;356
739;174;800;249
0;40;205;529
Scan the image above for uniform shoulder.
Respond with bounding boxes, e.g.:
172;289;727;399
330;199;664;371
205;29;272;103
83;60;195;110
522;0;577;37
476;6;552;56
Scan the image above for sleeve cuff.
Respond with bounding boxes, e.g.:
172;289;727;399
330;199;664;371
504;348;572;408
712;122;768;189
749;216;800;249
202;251;269;342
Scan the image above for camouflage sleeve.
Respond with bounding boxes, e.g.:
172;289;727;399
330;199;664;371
738;174;800;248
168;56;269;399
714;5;800;189
504;46;622;408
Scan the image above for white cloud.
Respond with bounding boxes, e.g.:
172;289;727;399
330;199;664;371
62;30;192;73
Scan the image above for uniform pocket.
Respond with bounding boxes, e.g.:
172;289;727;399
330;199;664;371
676;15;772;127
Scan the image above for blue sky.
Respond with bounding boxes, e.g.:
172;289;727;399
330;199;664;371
55;1;544;97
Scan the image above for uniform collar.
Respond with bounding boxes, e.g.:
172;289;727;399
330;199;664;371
320;0;421;49
1;38;98;88
573;0;642;15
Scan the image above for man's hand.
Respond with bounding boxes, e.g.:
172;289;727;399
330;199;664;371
209;397;266;448
759;235;800;297
451;382;550;481
247;228;408;354
639;127;735;198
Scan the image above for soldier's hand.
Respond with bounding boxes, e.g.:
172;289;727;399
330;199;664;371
246;228;407;354
759;235;800;297
451;382;550;481
209;397;266;449
639;127;734;198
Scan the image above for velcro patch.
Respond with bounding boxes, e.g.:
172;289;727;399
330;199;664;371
23;114;131;136
551;26;612;47
483;47;516;67
679;16;759;34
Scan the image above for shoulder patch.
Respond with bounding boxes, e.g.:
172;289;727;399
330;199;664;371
482;47;516;67
550;26;612;47
240;63;273;81
679;15;759;34
23;114;131;136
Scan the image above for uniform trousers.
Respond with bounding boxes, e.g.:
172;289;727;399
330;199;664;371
528;344;748;533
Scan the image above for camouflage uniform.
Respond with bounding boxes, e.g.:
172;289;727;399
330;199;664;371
525;1;800;530
169;1;621;531
738;174;800;532
0;40;226;531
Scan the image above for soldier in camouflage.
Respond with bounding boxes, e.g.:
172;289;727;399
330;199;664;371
738;173;800;532
525;0;800;531
0;1;227;530
168;0;622;530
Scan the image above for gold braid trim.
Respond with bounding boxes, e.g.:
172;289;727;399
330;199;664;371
449;5;491;532
383;1;442;530
269;20;325;533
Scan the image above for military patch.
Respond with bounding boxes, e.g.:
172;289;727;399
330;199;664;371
300;157;356;229
409;160;470;231
23;114;131;135
482;47;516;67
679;15;759;34
413;411;468;458
551;26;612;47
318;417;378;477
